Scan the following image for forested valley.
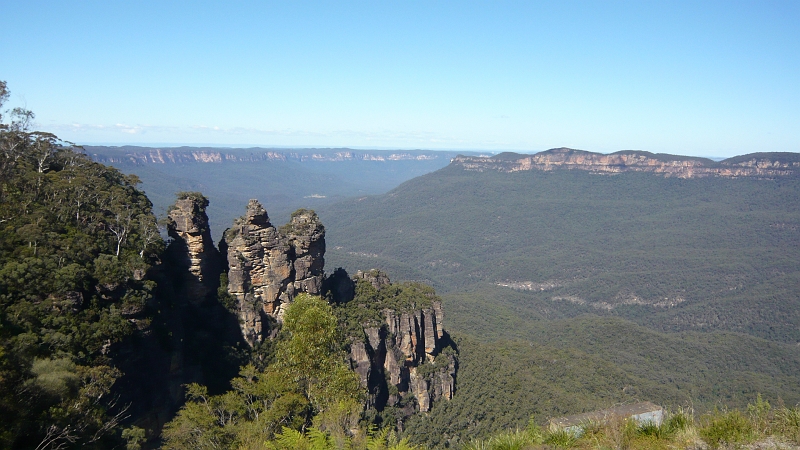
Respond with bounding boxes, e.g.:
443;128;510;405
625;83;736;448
3;79;800;449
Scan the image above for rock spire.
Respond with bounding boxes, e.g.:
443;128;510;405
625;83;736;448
166;193;223;303
223;200;325;345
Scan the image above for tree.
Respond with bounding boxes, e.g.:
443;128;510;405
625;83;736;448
162;295;365;449
0;81;163;449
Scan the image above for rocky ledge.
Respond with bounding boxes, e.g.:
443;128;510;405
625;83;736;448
452;148;800;179
342;270;457;415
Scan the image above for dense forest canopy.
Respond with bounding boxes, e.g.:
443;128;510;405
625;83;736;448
0;81;163;448
316;145;800;445
321;164;800;342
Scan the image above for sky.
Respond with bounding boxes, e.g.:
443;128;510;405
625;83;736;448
1;1;799;157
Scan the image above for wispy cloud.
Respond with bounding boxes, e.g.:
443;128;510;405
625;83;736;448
45;122;534;150
51;123;181;135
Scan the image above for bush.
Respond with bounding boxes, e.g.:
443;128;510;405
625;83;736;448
699;409;754;449
544;428;577;448
774;406;800;444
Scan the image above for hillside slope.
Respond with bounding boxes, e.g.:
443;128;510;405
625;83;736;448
319;153;800;343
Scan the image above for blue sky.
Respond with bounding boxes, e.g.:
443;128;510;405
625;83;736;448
1;1;798;157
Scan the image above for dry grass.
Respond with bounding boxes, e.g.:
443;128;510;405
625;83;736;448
460;401;800;450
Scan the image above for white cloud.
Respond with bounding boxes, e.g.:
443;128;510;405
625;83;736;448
42;122;537;150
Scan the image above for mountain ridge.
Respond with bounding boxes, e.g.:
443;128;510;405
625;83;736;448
453;147;800;178
86;146;473;165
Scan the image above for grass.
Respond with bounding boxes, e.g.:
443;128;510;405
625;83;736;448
457;401;800;450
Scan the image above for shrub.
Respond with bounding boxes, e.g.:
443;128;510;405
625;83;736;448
774;406;800;444
544;428;577;448
699;409;754;449
663;408;692;434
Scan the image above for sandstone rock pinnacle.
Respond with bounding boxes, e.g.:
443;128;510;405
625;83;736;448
223;200;325;345
167;193;223;304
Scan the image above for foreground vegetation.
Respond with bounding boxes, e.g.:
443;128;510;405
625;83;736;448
400;332;800;447
461;396;800;450
0;81;165;448
197;396;800;449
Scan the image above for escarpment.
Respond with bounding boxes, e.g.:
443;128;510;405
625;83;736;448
221;200;326;345
453;148;800;178
330;270;458;415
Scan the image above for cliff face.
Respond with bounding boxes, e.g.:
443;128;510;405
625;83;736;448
167;195;223;303
222;200;325;345
344;271;457;415
452;148;800;179
88;147;447;165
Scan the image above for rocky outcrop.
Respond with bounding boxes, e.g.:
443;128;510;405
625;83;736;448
452;148;800;179
222;200;325;345
343;271;457;414
166;194;223;303
382;302;455;413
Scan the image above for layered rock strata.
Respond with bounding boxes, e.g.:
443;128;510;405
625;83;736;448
166;194;222;303
347;272;456;414
223;200;325;345
88;146;453;165
453;148;800;179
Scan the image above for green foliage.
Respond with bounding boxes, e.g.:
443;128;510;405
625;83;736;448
698;409;754;449
774;406;800;444
218;272;238;313
402;325;800;447
162;368;308;449
279;208;321;235
0;81;163;449
122;426;146;450
321;165;800;344
462;419;543;450
271;426;333;450
335;277;439;338
278;294;363;415
313;153;800;448
465;399;800;449
543;428;578;448
360;426;421;450
747;393;772;434
665;408;692;433
163;295;364;449
175;191;209;209
25;357;80;399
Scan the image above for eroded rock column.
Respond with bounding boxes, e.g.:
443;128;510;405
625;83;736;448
223;200;326;345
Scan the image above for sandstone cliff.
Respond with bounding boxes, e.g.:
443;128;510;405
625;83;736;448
88;146;450;165
129;193;243;436
452;148;800;179
222;200;325;345
166;193;223;303
339;270;457;415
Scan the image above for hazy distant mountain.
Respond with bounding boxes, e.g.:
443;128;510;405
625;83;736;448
86;146;483;240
